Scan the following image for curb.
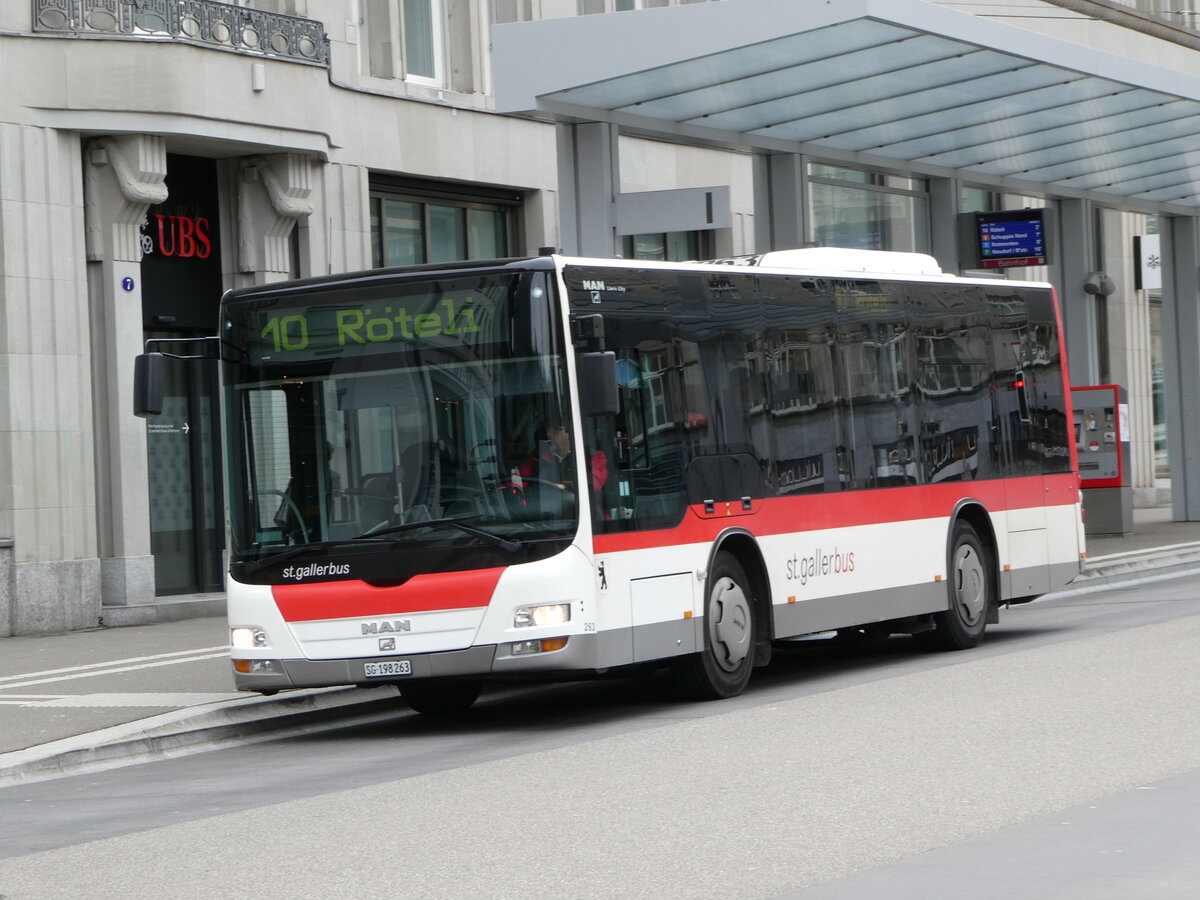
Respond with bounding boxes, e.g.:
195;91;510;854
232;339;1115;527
1073;542;1200;590
0;685;400;787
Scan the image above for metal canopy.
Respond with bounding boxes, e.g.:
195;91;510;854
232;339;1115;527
493;0;1200;211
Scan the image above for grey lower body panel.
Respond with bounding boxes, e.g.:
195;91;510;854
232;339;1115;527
772;581;944;639
1001;559;1083;601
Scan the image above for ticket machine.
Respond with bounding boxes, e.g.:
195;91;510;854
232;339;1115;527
1071;384;1131;535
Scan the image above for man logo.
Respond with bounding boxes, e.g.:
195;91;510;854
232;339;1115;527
361;620;412;635
379;638;396;651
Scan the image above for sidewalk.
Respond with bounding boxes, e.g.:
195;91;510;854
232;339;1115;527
2;506;1199;785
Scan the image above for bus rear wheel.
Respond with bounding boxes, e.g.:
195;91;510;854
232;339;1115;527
399;678;483;714
672;552;755;700
917;520;990;651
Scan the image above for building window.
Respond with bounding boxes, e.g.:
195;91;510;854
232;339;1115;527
1149;297;1169;476
1126;0;1200;32
621;231;710;261
580;0;671;12
808;163;929;253
960;186;1001;214
364;0;464;86
402;0;440;81
491;0;533;23
369;185;514;267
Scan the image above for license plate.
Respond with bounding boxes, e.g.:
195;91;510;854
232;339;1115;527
364;660;411;678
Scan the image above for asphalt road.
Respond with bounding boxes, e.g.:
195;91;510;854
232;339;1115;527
0;573;1197;899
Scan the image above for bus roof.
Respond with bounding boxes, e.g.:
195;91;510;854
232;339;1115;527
731;248;945;277
222;247;1052;306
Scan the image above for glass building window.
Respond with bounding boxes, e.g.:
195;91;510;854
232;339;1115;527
402;0;440;81
581;0;671;12
1150;298;1168;475
808;163;929;253
960;186;1001;214
370;188;512;267
621;230;709;261
491;0;533;23
1125;0;1200;32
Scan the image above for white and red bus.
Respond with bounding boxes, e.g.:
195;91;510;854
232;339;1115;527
141;247;1084;712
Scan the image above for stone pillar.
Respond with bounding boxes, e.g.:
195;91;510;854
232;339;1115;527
1054;198;1101;387
1163;215;1200;520
928;176;961;274
311;162;368;276
84;134;168;611
238;154;314;284
758;153;805;252
1098;208;1154;493
555;122;618;257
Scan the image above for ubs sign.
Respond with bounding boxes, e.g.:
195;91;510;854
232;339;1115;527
140;154;222;330
147;213;214;260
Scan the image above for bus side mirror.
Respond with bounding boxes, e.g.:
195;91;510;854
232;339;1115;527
578;351;620;417
133;353;165;418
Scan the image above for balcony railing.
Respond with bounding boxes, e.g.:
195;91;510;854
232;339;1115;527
32;0;329;66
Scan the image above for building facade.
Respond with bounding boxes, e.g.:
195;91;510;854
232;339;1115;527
0;0;1197;634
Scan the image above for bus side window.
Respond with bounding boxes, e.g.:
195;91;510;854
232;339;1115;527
587;317;690;532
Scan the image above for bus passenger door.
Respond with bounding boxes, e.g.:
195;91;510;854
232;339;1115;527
996;339;1050;598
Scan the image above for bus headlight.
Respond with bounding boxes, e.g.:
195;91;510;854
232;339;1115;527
514;604;571;628
231;626;270;649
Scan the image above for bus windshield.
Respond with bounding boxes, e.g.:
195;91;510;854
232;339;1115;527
221;268;576;580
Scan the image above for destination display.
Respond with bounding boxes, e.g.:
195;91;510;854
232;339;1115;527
230;276;515;364
974;210;1047;269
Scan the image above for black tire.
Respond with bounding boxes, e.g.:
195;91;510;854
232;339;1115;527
916;520;991;651
672;552;756;700
399;678;483;714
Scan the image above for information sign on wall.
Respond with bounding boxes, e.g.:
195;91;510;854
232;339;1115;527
973;209;1048;269
1134;234;1162;291
140;154;223;330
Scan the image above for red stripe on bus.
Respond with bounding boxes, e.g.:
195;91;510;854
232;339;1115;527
273;567;504;622
593;474;1078;554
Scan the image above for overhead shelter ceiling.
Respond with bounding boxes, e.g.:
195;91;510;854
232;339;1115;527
493;0;1200;212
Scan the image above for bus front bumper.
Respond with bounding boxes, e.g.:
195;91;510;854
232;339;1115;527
231;631;617;692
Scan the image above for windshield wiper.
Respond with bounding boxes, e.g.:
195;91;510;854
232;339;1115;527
356;516;522;552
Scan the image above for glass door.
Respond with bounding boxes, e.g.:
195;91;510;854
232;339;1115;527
145;334;224;594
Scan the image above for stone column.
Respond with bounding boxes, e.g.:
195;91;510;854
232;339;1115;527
311;163;369;276
0;125;100;633
1098;208;1154;494
927;176;961;274
757;153;806;252
237;154;314;284
84;134;168;612
1163;215;1200;520
555;122;618;258
1054;198;1101;387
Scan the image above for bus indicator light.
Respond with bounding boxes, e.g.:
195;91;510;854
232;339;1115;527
233;659;280;674
511;637;569;656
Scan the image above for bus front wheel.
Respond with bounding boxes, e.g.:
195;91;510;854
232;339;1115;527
917;520;990;651
672;552;755;700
